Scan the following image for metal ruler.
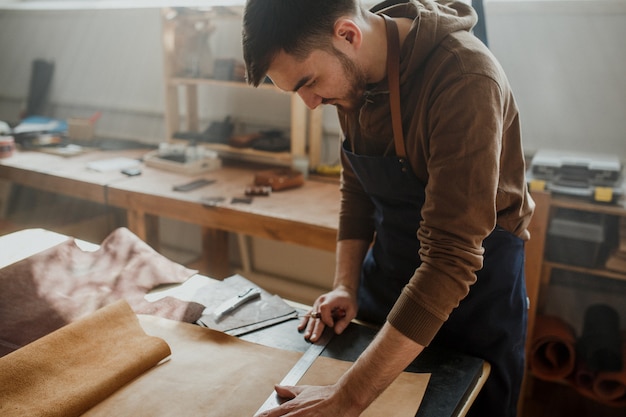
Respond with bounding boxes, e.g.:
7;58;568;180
254;327;334;414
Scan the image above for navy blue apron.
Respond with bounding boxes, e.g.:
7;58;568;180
341;15;527;417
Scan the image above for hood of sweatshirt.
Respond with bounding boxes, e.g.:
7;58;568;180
374;0;478;84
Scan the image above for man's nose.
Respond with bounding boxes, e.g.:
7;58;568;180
297;90;322;110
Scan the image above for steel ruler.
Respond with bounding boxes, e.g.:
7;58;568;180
254;327;334;414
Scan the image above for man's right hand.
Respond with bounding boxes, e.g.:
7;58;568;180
299;285;358;342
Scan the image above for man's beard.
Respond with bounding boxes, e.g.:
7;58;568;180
330;47;367;111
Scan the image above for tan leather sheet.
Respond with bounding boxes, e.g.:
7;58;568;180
0;300;171;417
85;314;430;417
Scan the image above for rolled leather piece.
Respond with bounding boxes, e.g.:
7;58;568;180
571;357;598;401
578;304;622;372
254;167;304;191
0;300;171;417
529;315;577;381
592;334;626;406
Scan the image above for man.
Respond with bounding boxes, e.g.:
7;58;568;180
242;1;534;416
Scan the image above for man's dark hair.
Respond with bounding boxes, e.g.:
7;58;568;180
242;0;359;87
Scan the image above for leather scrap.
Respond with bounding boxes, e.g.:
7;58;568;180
0;300;171;417
254;167;304;191
0;227;202;357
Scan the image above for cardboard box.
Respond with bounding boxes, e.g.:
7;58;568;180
67;117;95;141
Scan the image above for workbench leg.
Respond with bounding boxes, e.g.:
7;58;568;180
145;215;160;251
200;227;231;279
125;210;160;251
0;178;13;219
236;233;252;274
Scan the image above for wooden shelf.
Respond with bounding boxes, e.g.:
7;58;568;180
160;7;322;169
199;143;293;166
549;194;626;215
545;261;626;283
167;77;283;92
521;190;626;413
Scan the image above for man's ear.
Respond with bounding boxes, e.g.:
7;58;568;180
333;18;362;51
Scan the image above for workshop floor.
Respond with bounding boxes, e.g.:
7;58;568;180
521;379;626;417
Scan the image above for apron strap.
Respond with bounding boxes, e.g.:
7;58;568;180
381;14;406;158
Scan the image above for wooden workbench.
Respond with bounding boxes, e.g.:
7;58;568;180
0;148;340;278
0;148;147;203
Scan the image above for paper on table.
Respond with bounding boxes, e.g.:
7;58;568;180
86;157;141;172
12;116;67;134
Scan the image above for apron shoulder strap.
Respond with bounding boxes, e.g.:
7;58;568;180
381;14;406;158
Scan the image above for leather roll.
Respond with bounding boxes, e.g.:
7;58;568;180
254;168;304;191
529;315;577;381
578;304;622;372
592;334;626;406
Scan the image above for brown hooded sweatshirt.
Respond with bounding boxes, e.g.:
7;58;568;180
337;0;535;346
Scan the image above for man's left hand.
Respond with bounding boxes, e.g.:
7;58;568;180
254;384;361;417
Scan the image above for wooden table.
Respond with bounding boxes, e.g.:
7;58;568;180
106;162;340;277
0;228;489;417
0;149;146;204
0;149;340;278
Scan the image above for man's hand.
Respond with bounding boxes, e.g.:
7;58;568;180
299;285;358;342
255;324;424;417
254;384;362;417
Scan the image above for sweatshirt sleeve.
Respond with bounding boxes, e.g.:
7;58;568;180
388;72;506;346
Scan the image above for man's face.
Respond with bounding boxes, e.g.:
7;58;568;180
267;47;367;112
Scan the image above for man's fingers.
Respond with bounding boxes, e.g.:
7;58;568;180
298;314;310;331
274;384;302;399
334;318;351;334
306;319;326;342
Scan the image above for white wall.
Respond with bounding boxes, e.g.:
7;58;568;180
485;0;626;159
0;7;294;143
1;1;624;158
0;8;165;139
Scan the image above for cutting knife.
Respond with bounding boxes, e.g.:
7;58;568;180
213;287;261;320
254;327;334;415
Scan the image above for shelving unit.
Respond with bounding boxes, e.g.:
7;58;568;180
522;190;626;412
527;191;626;320
160;7;322;168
